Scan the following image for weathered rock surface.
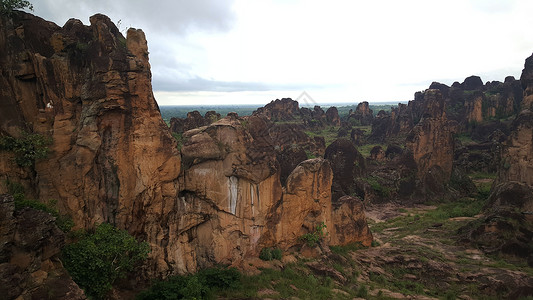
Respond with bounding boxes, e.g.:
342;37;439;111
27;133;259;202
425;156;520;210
0;194;86;300
324;139;366;202
0;11;179;277
330;195;373;247
406;89;455;183
348;101;374;126
0;12;373;282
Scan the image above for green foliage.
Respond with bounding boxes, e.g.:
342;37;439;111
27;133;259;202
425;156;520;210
62;223;150;299
356;285;368;298
0;131;51;167
136;267;241;300
300;222;328;247
305;150;317;159
259;247;282;261
271;247;282;260
0;0;33;15
330;242;367;255
171;132;184;150
259;247;272;261
6;179;73;232
364;176;391;197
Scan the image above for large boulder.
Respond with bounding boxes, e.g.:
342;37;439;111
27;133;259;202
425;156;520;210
324;139;366;202
0;194;86;300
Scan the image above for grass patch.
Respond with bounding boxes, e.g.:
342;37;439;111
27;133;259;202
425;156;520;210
330;242;367;255
219;265;343;299
305;126;339;147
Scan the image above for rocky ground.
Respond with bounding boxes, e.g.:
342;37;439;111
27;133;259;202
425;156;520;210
211;176;532;299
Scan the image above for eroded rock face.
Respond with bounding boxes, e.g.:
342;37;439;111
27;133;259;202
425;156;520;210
0;12;374;279
349;101;374;126
330;195;372;247
521;52;533;110
271;158;333;249
498;110;533;186
0;12;180;276
324;139;366;202
0;194;86;300
406;89;455;182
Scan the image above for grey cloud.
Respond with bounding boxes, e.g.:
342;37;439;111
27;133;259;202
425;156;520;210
32;0;236;34
153;76;331;93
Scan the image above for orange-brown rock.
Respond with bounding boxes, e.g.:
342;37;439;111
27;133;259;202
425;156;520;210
0;12;374;279
325;106;341;126
272;158;334;249
521;52;533;110
406;89;455;182
497;110;533;186
330;195;372;247
0;12;180;276
0;194;86;300
253;98;300;122
349;101;374;126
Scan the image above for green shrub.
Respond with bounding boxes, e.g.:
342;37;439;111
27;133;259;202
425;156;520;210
0;0;33;15
0;131;51;167
357;285;368;298
259;247;282;261
136;267;241;300
271;248;282;260
300;222;328;247
259;247;273;261
62;223;150;299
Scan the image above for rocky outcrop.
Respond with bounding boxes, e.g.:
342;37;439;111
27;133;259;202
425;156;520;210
330;195;372;247
325;107;341;126
521;52;533;110
406;89;455;182
324;139;366;202
460;53;533;265
497;110;533;185
0;11;180;276
0;12;373;281
253;98;300;122
0;194;86;300
169;110;220;134
348;101;373;126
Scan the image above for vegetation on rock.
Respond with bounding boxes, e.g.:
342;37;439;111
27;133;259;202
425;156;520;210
0;131;51;167
136;267;241;300
300;222;328;247
62;223;150;299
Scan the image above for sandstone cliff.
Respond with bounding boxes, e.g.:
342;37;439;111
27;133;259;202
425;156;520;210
0;12;372;282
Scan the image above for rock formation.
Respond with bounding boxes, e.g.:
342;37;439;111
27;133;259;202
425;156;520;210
406;89;455;182
460;52;533;265
348;101;374;126
0;194;86;299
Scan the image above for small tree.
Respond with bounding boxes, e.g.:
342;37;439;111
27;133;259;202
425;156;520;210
62;223;150;299
0;0;33;15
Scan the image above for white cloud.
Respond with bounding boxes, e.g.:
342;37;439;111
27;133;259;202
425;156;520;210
31;0;533;105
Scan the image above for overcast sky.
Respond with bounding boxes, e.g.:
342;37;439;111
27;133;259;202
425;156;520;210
31;0;533;106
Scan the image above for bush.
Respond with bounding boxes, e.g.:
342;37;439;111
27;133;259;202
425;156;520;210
0;0;33;15
62;223;150;299
300;222;328;247
0;131;51;167
259;247;282;261
271;248;282;260
259;247;273;261
136;267;241;300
